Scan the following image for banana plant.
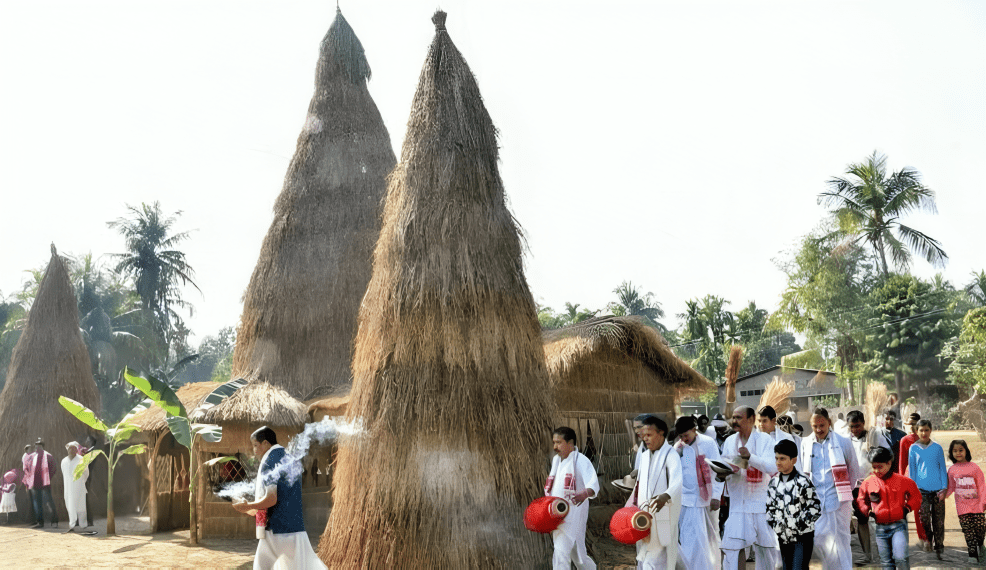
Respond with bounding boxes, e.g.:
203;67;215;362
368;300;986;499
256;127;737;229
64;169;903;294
122;368;236;544
57;395;152;535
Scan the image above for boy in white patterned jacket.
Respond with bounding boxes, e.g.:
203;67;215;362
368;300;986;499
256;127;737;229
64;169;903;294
767;439;822;570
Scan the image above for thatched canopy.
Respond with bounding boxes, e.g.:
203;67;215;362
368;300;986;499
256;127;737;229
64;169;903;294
231;7;396;400
544;315;713;399
320;11;554;568
0;246;101;517
196;381;306;427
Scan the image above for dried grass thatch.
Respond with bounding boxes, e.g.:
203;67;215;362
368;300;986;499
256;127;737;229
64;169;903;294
308;394;350;422
195;381;306;427
128;381;216;434
0;246;101;518
758;377;795;416
543;315;713;401
866;383;890;427
724;345;743;403
232;7;396;400
320;11;554;568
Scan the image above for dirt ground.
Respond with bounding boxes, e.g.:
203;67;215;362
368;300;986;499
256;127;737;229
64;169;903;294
0;430;982;568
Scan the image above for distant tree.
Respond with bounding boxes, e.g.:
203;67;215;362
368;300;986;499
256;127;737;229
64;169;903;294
965;270;986;307
942;307;986;392
563;302;598;325
107;202;199;351
818;151;947;278
676;295;733;384
609;281;666;331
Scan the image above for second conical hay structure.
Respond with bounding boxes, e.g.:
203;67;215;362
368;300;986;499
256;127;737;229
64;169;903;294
232;8;396;399
320;12;554;569
0;246;102;520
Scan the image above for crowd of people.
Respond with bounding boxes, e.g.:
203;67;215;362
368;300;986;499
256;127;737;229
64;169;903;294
2;438;92;533
546;405;986;570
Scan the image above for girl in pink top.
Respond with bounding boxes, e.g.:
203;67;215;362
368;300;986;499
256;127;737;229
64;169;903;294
945;439;986;564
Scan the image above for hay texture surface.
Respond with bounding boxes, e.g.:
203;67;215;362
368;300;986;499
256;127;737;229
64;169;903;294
866;383;890;428
724;345;743;403
195;381;306;428
758;377;795;416
232;8;396;399
320;11;554;568
0;247;101;517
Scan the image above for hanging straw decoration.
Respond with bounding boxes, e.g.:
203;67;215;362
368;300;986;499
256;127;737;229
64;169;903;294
758;377;795;416
724;345;743;404
866;383;890;428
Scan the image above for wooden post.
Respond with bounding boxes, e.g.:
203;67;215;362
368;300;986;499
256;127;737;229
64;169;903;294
189;437;198;545
148;433;164;534
197;448;206;542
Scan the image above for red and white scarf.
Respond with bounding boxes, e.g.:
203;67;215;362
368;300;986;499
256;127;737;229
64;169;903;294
675;440;713;502
805;434;853;502
545;450;584;502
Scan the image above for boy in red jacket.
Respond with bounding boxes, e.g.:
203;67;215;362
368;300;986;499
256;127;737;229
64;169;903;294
857;447;922;570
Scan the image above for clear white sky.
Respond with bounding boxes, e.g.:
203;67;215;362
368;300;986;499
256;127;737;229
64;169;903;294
1;1;984;345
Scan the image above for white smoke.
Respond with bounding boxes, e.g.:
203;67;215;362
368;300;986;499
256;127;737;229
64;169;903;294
215;416;364;501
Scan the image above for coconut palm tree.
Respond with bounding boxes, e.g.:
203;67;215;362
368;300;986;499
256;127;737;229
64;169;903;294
107;202;199;345
818;151;947;277
966;270;986;307
609;281;666;331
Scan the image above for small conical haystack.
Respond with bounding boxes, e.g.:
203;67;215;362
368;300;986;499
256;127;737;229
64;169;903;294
0;246;101;519
319;11;554;568
232;7;396;399
758;376;795;416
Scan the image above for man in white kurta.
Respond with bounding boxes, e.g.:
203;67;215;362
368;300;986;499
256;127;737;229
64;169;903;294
546;427;601;570
719;406;779;570
673;416;723;570
628;416;682;570
757;406;800;472
60;441;88;532
799;409;860;570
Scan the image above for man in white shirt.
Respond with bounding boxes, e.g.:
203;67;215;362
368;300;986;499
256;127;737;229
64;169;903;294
799;408;861;570
718;406;778;570
673;416;723;570
627;416;682;570
60;441;88;533
545;426;600;570
757;406;800;472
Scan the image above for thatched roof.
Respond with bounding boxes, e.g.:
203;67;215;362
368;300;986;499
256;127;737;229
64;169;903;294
0;246;101;515
231;7;396;400
196;381;306;427
307;394;350;421
543;315;714;396
320;11;554;568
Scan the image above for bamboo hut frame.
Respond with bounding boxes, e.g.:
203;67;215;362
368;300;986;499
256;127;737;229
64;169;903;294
231;7;396;400
320;11;555;568
0;246;103;521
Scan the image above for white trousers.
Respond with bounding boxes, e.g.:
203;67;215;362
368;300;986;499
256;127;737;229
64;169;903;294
552;530;596;570
678;506;719;570
64;492;86;528
254;531;327;570
813;501;852;570
721;512;777;570
637;545;668;570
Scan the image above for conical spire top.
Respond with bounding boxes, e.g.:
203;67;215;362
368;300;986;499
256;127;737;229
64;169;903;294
432;10;447;31
318;7;371;84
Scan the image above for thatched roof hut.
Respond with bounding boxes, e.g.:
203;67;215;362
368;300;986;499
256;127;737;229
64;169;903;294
543;316;714;502
231;7;396;400
320;12;554;568
0;246;102;520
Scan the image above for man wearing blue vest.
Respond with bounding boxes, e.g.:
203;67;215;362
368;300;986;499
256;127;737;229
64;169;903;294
233;426;326;569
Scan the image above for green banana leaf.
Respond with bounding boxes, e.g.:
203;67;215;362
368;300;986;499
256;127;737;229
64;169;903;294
119;444;147;456
58;396;108;432
166;416;192;449
203;456;238;468
192;423;224;443
74;449;104;481
124;368;186;417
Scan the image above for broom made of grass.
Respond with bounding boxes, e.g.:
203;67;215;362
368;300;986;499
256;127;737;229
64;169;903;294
866;382;890;428
758;377;795;416
724;345;743;405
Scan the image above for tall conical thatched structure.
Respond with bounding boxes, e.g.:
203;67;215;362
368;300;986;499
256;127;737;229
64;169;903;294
320;11;554;568
232;8;396;400
0;246;101;519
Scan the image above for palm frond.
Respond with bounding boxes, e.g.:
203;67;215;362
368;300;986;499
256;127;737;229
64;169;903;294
895;223;948;269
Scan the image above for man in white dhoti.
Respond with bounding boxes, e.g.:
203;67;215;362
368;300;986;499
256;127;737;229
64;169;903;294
627;416;682;570
758;406;800;471
60;442;88;533
719;406;779;570
799;408;860;570
673;416;723;570
233;426;326;570
546;426;600;570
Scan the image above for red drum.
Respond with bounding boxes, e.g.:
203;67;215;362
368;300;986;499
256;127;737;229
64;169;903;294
524;496;570;533
610;506;652;545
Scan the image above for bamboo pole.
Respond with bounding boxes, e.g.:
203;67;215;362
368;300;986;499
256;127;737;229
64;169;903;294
189;436;198;545
148;433;164;534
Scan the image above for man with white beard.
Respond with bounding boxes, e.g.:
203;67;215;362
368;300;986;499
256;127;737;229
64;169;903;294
719;406;779;570
627;415;682;570
673;416;723;570
545;426;600;569
60;441;89;533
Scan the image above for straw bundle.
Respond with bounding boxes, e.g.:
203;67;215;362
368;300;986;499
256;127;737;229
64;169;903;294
0;246;101;519
866;383;890;428
724;345;743;403
231;7;396;400
758;377;795;416
319;11;554;568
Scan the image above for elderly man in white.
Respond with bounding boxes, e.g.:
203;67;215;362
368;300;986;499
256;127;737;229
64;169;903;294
627;416;682;570
673;416;723;570
546;426;600;570
60;441;88;533
719;405;779;570
799;407;861;570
